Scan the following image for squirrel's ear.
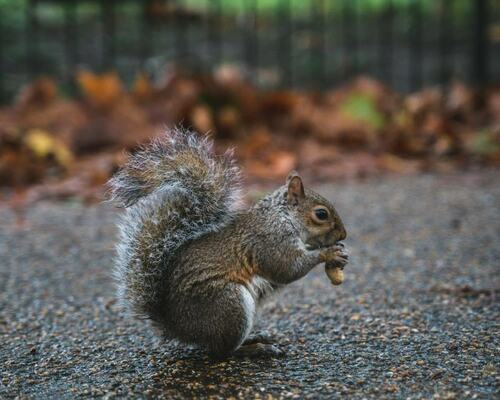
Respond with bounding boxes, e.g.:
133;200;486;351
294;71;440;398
286;171;305;205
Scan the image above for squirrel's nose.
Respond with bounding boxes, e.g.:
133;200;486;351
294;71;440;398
338;226;347;241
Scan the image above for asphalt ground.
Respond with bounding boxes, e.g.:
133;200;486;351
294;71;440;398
1;172;499;399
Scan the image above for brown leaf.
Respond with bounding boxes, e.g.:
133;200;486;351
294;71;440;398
23;129;74;168
487;87;500;126
73;98;152;153
76;70;124;109
446;82;475;117
190;105;215;135
260;91;300;118
240;128;273;159
132;72;154;102
15;77;58;109
245;150;296;180
378;154;421;174
217;106;241;135
405;88;443;116
298;139;340;166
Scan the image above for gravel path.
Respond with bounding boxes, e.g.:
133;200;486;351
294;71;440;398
1;172;499;399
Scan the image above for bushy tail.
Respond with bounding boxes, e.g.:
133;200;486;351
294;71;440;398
107;128;241;321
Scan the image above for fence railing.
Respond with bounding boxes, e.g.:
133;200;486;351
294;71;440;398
0;0;498;103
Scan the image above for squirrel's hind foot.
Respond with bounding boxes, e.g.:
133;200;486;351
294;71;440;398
234;343;284;358
242;330;275;345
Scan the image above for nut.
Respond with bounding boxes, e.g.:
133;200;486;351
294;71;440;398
325;265;344;285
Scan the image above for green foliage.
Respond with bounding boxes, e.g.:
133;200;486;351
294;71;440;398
338;93;385;130
183;0;476;17
469;131;500;156
0;0;25;27
0;0;479;20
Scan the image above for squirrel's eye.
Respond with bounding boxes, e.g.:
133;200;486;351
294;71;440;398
313;208;329;222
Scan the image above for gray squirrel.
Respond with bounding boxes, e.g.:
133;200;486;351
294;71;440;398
108;128;348;358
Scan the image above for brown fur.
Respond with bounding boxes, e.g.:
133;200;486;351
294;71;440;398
109;129;348;357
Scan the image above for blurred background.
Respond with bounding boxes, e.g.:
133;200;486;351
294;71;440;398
0;0;499;201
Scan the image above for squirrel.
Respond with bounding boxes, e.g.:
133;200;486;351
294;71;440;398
107;127;348;358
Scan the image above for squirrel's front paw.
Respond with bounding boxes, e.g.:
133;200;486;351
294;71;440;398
319;244;349;267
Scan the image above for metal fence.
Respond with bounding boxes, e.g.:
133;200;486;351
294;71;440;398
0;0;498;103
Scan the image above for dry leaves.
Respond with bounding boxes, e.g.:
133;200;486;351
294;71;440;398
76;70;124;109
0;68;498;202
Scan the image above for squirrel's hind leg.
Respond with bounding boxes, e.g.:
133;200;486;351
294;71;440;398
234;294;283;358
205;286;282;358
201;285;256;358
173;283;281;359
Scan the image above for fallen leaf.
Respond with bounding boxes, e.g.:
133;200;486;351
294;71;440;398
190;105;214;134
132;72;154;102
24;129;73;168
16;77;58;109
76;70;124;109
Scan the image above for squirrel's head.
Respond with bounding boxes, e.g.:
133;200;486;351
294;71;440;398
285;171;347;249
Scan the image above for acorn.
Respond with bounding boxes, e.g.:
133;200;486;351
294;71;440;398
325;262;344;285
